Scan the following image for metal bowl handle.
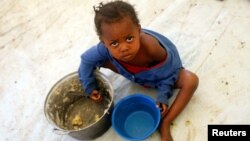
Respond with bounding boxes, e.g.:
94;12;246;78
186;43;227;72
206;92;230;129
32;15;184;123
53;128;71;135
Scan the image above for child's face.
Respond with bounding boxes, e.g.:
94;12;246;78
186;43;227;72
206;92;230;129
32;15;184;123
100;17;141;62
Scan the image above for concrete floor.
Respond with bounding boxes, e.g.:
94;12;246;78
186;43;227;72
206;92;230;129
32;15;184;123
0;0;250;141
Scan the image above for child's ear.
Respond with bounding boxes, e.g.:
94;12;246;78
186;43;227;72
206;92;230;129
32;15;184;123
101;40;105;45
99;37;104;43
100;39;107;47
138;24;141;32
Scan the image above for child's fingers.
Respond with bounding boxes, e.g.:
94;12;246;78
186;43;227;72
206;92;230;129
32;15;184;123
90;90;103;102
161;104;168;117
157;103;168;117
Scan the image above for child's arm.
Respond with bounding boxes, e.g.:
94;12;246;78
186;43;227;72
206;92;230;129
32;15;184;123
78;43;109;96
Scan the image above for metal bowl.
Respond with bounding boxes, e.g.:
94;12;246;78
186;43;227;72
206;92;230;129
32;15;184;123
44;70;113;140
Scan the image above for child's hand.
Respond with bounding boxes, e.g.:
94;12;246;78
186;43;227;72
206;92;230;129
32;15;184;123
90;90;103;102
157;103;168;117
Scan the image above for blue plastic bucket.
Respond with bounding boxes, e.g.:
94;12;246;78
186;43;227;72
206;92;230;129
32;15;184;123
112;94;161;141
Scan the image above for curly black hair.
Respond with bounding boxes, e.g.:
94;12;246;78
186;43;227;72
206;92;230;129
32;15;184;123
93;1;140;36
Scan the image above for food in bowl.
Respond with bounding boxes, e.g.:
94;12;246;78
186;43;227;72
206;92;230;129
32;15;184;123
72;115;83;127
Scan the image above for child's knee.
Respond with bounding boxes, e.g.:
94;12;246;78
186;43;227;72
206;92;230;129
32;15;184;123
187;72;199;91
182;70;199;90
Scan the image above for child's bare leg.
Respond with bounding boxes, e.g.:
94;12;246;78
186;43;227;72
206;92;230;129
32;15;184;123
160;121;173;141
160;69;199;141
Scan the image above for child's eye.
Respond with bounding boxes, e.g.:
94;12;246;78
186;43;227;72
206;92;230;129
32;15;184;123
110;42;119;47
126;36;134;42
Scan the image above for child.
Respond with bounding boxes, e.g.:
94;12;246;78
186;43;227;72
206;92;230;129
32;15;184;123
78;1;199;141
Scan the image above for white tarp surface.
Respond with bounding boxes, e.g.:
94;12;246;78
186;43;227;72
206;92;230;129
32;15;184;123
0;0;250;141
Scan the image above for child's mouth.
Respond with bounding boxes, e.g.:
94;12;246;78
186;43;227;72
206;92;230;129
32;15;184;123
122;54;133;60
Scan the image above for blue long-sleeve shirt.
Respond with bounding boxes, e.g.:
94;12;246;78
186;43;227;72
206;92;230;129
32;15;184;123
78;29;183;105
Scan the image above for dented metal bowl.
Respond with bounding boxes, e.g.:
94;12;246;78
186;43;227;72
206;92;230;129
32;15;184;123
44;70;113;140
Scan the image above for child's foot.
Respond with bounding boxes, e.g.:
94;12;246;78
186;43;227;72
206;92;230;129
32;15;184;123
160;122;173;141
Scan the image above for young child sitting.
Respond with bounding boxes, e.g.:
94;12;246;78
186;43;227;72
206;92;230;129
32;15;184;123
78;1;199;141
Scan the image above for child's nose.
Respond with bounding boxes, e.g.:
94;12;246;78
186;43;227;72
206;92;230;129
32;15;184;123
119;44;129;52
